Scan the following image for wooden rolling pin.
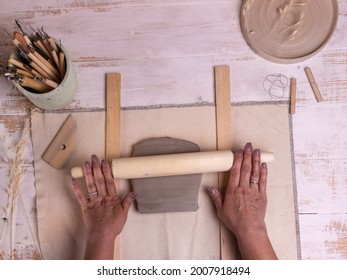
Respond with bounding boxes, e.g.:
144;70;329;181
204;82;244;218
71;150;275;179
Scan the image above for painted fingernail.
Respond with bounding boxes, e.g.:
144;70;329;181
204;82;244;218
83;161;91;170
261;163;267;169
208;187;216;194
131;192;137;199
236;150;243;157
254;149;260;157
245;143;252;150
101;160;108;168
91;154;97;163
71;178;77;185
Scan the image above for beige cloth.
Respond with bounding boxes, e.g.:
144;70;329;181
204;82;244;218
31;104;298;259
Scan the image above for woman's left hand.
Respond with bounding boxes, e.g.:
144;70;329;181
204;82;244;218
71;154;136;259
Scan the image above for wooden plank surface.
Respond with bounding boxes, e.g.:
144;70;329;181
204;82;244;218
0;0;347;260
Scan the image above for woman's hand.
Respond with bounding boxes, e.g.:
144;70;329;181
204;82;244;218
71;154;136;259
208;143;277;260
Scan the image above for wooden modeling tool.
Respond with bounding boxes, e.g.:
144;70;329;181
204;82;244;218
4;20;68;94
15;68;35;79
13;40;59;82
13;31;60;82
17;76;53;93
290;78;297;114
8;56;31;72
41;77;59;89
6;64;35;79
305;67;323;102
13;31;27;47
33;36;52;58
13;31;56;69
42;114;77;169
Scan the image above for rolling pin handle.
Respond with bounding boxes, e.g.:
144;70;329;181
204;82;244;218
71;166;84;178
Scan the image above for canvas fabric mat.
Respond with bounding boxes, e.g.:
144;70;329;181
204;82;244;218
31;104;298;259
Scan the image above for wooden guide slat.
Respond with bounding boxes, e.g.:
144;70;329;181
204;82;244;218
214;65;240;260
106;73;122;260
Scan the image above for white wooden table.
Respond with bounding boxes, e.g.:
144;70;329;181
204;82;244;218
0;0;346;259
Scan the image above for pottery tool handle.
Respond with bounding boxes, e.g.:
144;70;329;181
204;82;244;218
19;76;53;92
71;150;275;179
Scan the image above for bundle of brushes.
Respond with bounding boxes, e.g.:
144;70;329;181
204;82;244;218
3;20;66;93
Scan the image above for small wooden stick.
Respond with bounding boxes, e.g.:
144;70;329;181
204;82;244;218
290;78;296;114
304;67;323;102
